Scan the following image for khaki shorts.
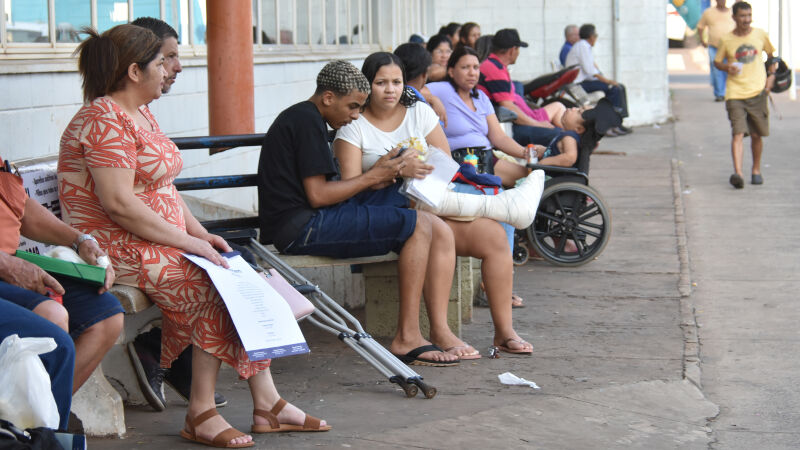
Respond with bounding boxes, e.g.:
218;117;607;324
725;90;769;137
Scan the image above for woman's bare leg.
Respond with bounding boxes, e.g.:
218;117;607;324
186;346;252;446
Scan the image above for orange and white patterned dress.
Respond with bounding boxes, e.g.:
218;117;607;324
58;97;269;378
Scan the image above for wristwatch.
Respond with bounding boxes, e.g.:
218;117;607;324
72;233;96;252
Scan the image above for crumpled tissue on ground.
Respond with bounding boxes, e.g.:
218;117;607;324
498;372;540;389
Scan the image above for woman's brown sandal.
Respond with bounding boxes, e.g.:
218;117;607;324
180;408;253;448
251;398;332;433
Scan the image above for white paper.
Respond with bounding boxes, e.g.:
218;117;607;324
183;252;309;361
406;148;460;208
498;371;541;389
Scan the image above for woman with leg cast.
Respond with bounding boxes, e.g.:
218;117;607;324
334;52;539;356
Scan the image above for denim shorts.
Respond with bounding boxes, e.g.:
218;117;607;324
0;275;123;339
284;183;416;258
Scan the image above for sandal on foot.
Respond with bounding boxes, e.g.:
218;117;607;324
511;293;525;308
252;398;331;433
180;408;253;448
497;338;533;355
392;344;460;367
445;345;481;360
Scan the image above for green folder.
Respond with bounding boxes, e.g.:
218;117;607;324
15;250;106;286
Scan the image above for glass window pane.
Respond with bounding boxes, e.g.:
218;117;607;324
163;0;183;43
309;0;322;45
5;0;49;43
324;0;335;45
97;0;129;32
338;0;348;44
295;0;309;45
55;1;89;42
192;0;206;45
261;0;277;44
349;0;361;44
278;0;293;44
132;0;161;23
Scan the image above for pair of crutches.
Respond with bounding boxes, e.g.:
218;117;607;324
246;239;437;399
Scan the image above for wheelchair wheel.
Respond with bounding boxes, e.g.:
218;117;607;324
527;182;611;267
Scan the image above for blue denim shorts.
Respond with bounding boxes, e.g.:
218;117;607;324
0;275;123;339
284;183;416;258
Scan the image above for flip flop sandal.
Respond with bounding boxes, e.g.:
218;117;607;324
496;338;533;355
252;398;331;433
180;407;253;448
511;293;525;308
392;344;460;367
445;345;482;360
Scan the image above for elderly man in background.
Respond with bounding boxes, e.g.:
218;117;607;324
559;24;579;67
565;23;631;136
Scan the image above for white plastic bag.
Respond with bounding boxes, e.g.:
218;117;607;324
0;334;60;429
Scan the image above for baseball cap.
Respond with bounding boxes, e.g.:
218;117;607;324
491;29;528;50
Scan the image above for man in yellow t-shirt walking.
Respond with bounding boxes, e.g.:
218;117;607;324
714;1;777;189
697;0;735;101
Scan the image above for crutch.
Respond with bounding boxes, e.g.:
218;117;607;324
248;239;437;399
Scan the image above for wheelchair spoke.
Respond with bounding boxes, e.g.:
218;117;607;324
553;193;569;219
569;232;586;256
578;220;604;230
578;203;601;221
537;211;566;225
536;227;562;239
574;225;602;239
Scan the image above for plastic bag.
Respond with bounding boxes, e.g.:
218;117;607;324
0;335;59;430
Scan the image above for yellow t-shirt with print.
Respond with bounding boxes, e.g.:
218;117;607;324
715;28;775;100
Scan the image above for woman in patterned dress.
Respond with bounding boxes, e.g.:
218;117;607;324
58;24;328;448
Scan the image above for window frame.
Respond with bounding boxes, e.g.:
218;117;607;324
1;0;430;73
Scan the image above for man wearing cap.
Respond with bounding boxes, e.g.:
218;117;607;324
478;28;562;147
565;23;631;136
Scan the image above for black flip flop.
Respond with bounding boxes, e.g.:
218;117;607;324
393;344;460;367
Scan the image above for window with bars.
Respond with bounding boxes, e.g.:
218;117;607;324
1;0;431;57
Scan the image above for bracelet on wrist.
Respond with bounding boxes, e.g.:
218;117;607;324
72;233;96;252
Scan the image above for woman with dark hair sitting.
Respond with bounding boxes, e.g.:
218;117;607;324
394;42;447;126
59;24;328;448
427;46;581;187
438;22;461;45
425;34;453;82
334;52;536;356
455;22;481;51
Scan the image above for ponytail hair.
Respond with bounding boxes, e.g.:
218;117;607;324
76;24;162;103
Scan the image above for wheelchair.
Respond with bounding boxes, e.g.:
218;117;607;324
452;138;611;268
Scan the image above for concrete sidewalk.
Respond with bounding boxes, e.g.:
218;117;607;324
91;94;722;449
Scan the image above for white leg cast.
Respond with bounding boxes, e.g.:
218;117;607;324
422;170;545;229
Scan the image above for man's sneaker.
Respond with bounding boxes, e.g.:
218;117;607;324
164;364;228;408
127;340;166;411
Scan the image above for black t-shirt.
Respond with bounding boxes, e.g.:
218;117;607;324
257;101;337;249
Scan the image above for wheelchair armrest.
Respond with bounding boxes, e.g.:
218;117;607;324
526;163;589;183
494;106;518;123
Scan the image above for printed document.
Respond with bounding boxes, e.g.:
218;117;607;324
406;148;459;207
184;252;309;361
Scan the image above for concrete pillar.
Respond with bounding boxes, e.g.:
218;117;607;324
206;0;254;136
